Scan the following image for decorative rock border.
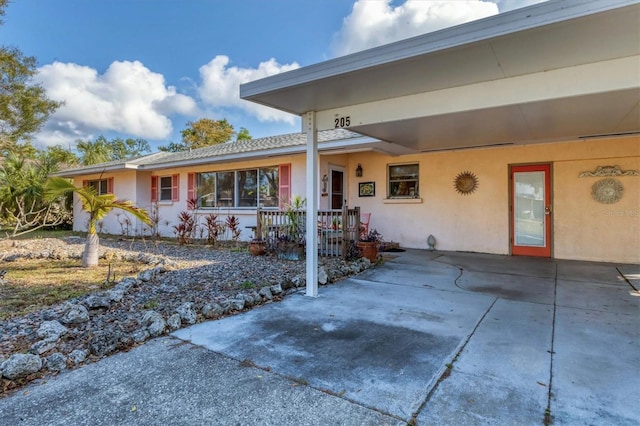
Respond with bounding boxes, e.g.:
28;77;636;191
0;240;372;393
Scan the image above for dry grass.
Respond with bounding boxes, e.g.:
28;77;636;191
0;258;143;320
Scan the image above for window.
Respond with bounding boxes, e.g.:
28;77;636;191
151;174;179;202
84;178;113;195
197;172;216;207
189;164;287;209
388;163;419;198
216;171;235;207
259;166;279;207
159;176;173;201
238;169;257;207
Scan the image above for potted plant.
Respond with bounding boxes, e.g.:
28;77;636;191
277;195;306;260
356;228;383;262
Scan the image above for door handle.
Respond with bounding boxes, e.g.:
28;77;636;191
544;205;552;215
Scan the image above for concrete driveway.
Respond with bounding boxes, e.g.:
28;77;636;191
1;250;638;425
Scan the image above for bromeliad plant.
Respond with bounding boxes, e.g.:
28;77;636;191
45;177;151;268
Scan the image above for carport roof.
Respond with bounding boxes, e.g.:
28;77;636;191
240;0;640;152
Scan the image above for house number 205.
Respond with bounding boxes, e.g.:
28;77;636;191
334;116;351;128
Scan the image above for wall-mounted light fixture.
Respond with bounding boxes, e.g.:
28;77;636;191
321;174;328;194
355;163;363;177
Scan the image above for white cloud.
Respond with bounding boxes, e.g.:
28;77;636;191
495;0;548;12
197;55;300;124
331;0;501;56
34;60;198;146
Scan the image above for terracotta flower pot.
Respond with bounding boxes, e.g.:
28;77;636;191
356;241;379;262
249;241;266;256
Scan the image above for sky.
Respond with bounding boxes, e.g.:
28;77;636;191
2;0;546;151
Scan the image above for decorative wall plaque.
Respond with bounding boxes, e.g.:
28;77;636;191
591;178;624;204
579;165;639;177
454;171;478;195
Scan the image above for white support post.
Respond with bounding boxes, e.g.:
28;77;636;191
305;111;319;297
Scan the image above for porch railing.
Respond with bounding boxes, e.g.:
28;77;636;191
256;206;361;258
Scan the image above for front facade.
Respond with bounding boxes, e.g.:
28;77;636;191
58;0;639;271
59;132;639;264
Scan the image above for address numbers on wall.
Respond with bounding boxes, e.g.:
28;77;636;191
334;116;351;128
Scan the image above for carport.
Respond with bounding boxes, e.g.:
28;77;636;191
240;0;640;296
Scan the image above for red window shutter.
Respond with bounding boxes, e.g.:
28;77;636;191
278;163;291;208
171;174;180;202
106;178;114;194
151;176;158;202
187;173;196;209
82;180;88;188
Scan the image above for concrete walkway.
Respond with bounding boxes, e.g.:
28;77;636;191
1;250;638;425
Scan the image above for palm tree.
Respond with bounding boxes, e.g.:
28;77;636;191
76;136;112;165
45;177;151;267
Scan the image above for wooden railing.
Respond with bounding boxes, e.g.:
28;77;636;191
256;206;361;258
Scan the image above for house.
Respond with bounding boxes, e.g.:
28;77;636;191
57;0;639;298
56;129;392;239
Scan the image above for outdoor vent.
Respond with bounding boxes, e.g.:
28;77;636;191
420;142;514;153
578;131;639;140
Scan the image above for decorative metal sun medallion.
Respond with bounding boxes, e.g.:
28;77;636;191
454;171;479;195
591;178;623;204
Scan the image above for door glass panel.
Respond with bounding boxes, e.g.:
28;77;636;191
331;170;343;210
514;171;545;247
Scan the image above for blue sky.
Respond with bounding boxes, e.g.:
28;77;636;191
2;0;545;151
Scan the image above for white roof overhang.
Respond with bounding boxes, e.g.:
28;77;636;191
52;163;140;177
240;0;640;152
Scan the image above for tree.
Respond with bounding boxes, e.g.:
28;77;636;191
76;136;112;165
45;177;151;267
237;127;252;141
40;145;78;168
0;138;37;158
160;119;252;152
0;1;60;143
180;118;236;149
158;141;187;153
0;151;71;237
75;135;150;165
108;137;151;160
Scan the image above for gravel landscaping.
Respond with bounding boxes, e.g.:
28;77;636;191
0;236;372;395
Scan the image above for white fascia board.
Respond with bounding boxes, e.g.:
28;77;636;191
315;56;639;131
240;0;638;101
53;163;139;177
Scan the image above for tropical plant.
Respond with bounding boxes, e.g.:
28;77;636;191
75;135;151;165
173;211;196;245
204;213;223;246
225;215;241;245
45;177;151;267
76;137;112;165
359;228;383;243
0;152;72;237
282;195;306;244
